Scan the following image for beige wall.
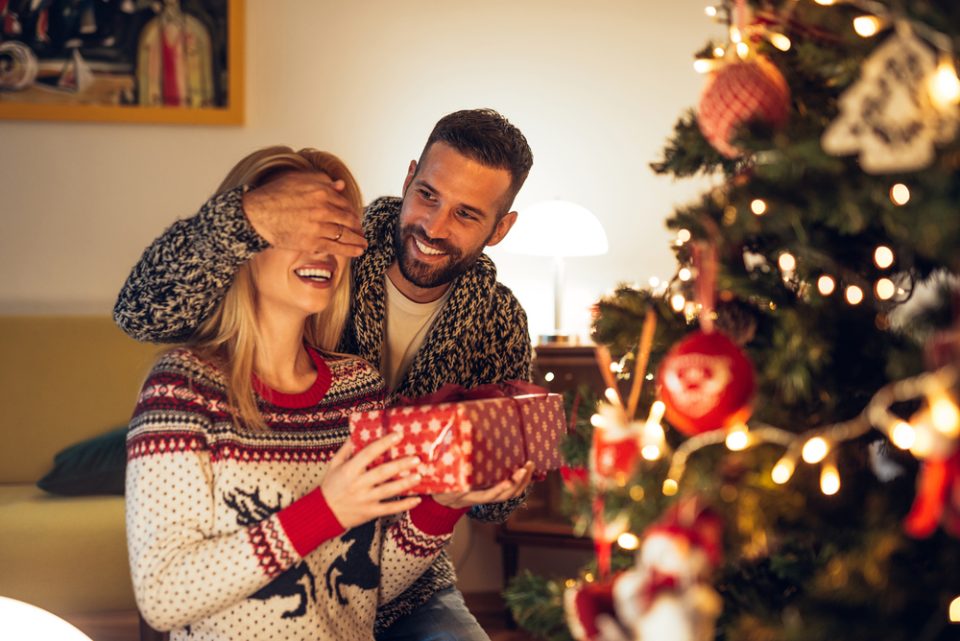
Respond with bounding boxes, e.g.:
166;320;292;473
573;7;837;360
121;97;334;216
0;0;722;334
0;0;723;591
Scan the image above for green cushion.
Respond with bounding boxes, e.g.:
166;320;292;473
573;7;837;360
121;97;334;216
36;427;128;496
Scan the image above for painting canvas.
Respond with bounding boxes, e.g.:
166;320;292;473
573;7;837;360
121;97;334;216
0;0;242;124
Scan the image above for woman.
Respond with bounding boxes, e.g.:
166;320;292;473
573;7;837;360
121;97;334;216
125;147;468;641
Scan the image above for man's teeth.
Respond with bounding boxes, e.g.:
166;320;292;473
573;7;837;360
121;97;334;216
415;238;445;256
295;268;332;281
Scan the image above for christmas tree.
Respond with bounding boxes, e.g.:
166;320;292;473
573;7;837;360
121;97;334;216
505;1;960;640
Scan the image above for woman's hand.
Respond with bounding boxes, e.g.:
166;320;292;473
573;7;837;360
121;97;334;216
322;433;422;529
433;462;534;510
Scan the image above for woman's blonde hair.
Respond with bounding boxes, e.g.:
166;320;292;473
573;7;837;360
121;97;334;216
187;146;362;431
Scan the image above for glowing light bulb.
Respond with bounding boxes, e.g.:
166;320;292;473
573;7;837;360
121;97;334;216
647;400;666;426
677;228;692;243
730;26;742;43
584;572;595;583
641;444;662;461
671;293;686;313
853;15;883;37
873;245;895;269
771;456;796;484
875;278;896;301
820;462;841;495
817;275;836;296
694;58;718;74
629;485;645;501
778;252;797;272
802;436;830;464
949;595;960;622
769;33;792;51
617;532;640;550
750;199;768;216
725;424;750;451
544;371;555;382
845;285;864;305
890;421;916;450
590;413;606;428
662;478;679;496
814;0;837;5
929;57;960;110
713;46;725;58
678;267;693;282
890;183;910;205
705;5;718;17
609;362;622;373
736;41;750;58
604;387;620;405
929;390;960;438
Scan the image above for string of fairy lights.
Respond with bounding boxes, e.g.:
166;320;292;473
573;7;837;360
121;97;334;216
577;0;960;622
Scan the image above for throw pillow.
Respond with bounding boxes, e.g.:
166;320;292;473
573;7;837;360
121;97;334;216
36;426;128;496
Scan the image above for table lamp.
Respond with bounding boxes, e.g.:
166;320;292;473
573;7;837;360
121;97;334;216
0;596;94;641
499;199;608;343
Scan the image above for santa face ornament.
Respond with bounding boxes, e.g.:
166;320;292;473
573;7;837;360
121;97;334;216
656;331;755;436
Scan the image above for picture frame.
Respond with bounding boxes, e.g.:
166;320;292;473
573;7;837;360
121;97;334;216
0;0;243;125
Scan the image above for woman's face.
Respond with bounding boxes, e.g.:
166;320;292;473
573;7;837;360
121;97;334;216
248;171;348;321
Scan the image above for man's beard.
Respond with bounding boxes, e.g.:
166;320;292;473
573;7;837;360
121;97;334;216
393;223;487;289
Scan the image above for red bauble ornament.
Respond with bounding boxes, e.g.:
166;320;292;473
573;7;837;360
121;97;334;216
698;55;790;158
656;330;755;436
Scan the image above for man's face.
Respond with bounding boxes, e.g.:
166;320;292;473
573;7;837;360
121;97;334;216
394;142;517;291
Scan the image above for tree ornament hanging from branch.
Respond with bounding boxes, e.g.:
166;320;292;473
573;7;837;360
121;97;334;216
821;22;960;174
698;55;791;158
696;0;791;158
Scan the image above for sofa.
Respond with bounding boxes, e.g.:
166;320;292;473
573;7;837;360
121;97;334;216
0;315;160;636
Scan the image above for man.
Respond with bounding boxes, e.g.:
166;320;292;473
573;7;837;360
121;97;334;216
115;109;536;640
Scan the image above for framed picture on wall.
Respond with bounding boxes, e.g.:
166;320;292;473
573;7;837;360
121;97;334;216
0;0;243;125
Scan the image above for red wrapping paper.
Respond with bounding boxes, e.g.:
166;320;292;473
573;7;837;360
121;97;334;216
349;384;566;494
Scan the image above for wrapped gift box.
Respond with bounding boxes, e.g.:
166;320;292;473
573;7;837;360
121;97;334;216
349;390;566;494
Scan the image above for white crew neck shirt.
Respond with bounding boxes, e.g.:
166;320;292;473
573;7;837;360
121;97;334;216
382;274;452;392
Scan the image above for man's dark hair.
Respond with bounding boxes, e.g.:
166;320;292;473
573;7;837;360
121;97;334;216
418;108;534;214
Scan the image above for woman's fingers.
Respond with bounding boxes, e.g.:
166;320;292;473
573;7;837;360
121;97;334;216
369;474;422;502
363;456;421;488
346;432;404;471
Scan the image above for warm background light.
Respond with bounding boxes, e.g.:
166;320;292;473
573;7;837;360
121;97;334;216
802;436;830;464
817;275;836;296
874;245;895;269
875;278;896;300
890;183;911;205
845;285;864;305
853;15;883;38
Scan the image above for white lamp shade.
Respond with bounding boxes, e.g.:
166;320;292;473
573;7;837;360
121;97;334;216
499;199;608;257
0;597;94;641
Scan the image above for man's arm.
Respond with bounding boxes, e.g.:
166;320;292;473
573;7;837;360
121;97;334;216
114;172;367;343
114;188;266;343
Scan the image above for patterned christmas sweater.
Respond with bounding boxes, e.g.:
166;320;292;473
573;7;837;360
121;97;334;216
114;188;532;630
126;347;465;641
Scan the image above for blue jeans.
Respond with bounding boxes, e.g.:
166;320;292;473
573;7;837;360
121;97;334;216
375;587;490;641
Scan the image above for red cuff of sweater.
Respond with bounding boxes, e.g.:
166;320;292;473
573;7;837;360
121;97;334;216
409;497;468;536
277;487;345;557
